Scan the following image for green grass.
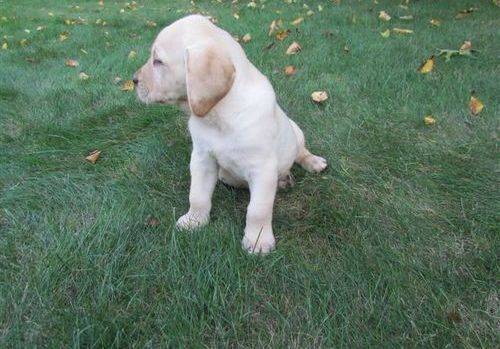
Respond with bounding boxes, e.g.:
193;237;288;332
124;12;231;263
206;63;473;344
1;0;498;347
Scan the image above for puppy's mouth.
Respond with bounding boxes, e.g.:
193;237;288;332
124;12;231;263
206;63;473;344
135;84;151;104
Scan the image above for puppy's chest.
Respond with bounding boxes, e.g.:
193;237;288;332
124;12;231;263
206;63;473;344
189;119;257;174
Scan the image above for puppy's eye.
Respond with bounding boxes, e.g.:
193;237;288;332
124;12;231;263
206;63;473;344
153;59;163;66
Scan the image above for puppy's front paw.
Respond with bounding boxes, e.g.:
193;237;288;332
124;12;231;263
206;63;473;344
242;232;275;255
176;211;209;230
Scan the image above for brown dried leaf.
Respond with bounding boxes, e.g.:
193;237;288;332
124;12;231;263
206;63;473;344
424;116;436;125
392;28;413;34
469;95;484;116
291;17;304;26
430;18;441;26
311;91;328;103
242;33;252;43
284;65;297;76
65;59;79;67
379;11;391;21
276;29;290;41
418;55;434;74
286;41;301;55
121;80;134;91
85;150;101;164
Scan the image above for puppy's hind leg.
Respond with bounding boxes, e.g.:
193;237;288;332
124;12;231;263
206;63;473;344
290;119;327;173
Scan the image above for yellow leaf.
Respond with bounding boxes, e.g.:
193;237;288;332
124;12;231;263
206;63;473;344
306;10;314;16
380;29;390;38
85;150;101;164
36;26;45;31
99;0;104;6
276;29;290;41
318;5;323;12
418;55;434;74
469;96;484;116
291;17;304;26
311;91;328;103
399;15;413;20
286;41;301;55
392;28;413;34
424;116;436;125
19;39;28;46
247;1;257;8
430;18;441;26
284;65;297;76
128;50;137;60
121;80;134;91
242;33;252;43
48;12;54;17
59;31;69;41
1;42;7;50
79;72;89;80
65;59;79;67
146;20;157;27
379;11;391;21
233;13;240;20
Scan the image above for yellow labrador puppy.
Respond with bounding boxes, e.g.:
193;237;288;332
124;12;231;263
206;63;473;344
134;15;327;254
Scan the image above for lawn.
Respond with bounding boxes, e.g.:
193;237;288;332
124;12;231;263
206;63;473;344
0;0;498;347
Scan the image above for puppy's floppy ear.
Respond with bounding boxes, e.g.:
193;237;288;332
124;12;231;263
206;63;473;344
185;43;235;117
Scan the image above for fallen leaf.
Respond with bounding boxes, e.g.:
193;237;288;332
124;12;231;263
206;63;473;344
380;29;390;38
379;11;391;21
59;31;69;41
85;150;101;164
343;45;350;53
19;39;28;46
114;76;122;84
48;12;54;17
469;95;484;116
24;29;31;34
392;28;413;34
121;80;134;91
286;41;301;55
424;115;436;125
418;55;434;74
36;26;45;31
306;10;314;16
247;1;257;8
269;19;283;35
1;42;7;50
311;91;328;103
456;7;477;19
437;41;478;61
399;15;413;20
233;13;240;20
291;17;304;26
146;20;157;27
242;33;252;43
430;18;441;26
284;65;297;76
276;29;290;41
459;40;472;54
318;5;323;12
99;0;104;6
146;216;160;227
79;72;89;80
128;50;137;60
65;59;78;67
446;310;462;323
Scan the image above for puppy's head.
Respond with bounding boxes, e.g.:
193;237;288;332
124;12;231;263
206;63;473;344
134;17;235;117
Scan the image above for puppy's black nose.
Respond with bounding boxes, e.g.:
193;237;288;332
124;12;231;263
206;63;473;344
132;77;139;85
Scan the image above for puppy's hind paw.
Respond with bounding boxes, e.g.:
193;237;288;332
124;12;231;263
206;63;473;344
301;155;327;173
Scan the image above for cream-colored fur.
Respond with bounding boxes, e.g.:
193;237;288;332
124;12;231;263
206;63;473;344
134;15;327;254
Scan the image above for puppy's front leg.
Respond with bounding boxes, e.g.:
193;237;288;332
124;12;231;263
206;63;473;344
176;149;218;230
242;167;278;254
